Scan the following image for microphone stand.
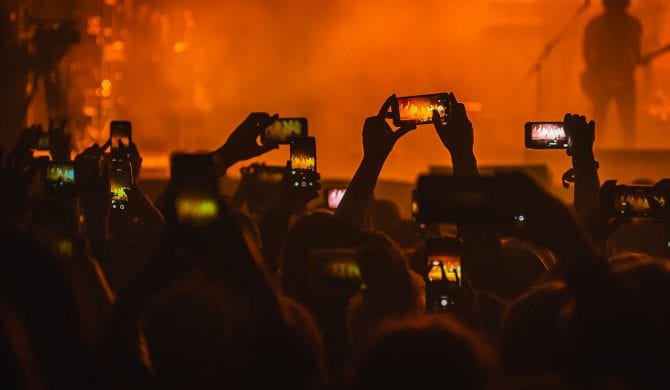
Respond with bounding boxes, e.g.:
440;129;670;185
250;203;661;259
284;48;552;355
526;1;590;117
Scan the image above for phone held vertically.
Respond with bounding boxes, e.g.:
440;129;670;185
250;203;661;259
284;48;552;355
110;160;133;212
262;117;308;145
524;122;568;149
45;161;76;194
289;136;318;188
171;153;219;225
425;237;462;313
392;93;450;126
309;248;364;295
110;120;132;159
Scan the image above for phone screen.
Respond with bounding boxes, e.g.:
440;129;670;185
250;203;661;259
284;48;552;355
309;249;363;294
110;120;132;151
46;162;75;191
612;186;666;217
525;122;567;149
326;188;346;209
290;136;317;188
110;161;133;211
171;153;219;225
263;117;308;144
425;238;462;285
394;93;449;126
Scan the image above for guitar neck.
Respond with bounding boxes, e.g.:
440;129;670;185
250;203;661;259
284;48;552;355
640;44;670;65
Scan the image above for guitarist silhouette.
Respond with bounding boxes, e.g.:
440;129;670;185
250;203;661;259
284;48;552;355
582;0;641;143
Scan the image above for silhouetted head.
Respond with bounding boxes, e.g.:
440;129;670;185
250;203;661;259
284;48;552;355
497;281;571;377
351;315;493;389
603;0;630;11
280;210;355;305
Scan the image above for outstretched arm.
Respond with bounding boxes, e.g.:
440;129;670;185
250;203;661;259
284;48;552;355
335;95;415;228
210;113;279;176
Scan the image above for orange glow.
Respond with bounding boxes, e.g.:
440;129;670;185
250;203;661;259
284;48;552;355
111;41;125;51
101;79;112;89
173;42;188;53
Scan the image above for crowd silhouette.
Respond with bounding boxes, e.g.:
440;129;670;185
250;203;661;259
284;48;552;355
1;87;670;390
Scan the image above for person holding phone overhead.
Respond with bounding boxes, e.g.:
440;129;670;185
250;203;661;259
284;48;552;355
581;0;641;145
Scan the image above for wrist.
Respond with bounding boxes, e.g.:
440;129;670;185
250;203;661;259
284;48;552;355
211;146;238;176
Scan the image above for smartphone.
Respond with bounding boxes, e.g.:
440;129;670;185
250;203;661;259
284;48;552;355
309;248;364;295
392;93;450;126
110;120;132;158
261;117;308;144
524;122;568;149
325;187;347;209
416;175;516;224
612;185;667;218
171;153;219;225
289;136;317;188
45;161;76;193
110;160;133;212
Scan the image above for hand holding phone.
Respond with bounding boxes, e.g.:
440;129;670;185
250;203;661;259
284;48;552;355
110;120;132;160
563;113;595;157
431;93;474;156
610;184;667;218
362;96;416;162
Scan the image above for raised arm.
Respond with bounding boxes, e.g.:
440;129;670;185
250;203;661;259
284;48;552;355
335;95;415;228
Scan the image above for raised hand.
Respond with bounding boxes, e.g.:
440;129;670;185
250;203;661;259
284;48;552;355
75;142;111;232
211;113;280;175
362;95;415;163
564;113;595;159
432;92;474;157
49;119;71;161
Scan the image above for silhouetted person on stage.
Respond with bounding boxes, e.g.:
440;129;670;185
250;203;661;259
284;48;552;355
582;0;641;144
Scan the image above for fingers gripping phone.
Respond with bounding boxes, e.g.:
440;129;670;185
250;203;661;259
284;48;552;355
110;120;132;159
262;117;308;145
392;93;450;126
289;136;318;188
171;153;219;225
524;122;568;149
110;160;133;212
425;237;462;313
